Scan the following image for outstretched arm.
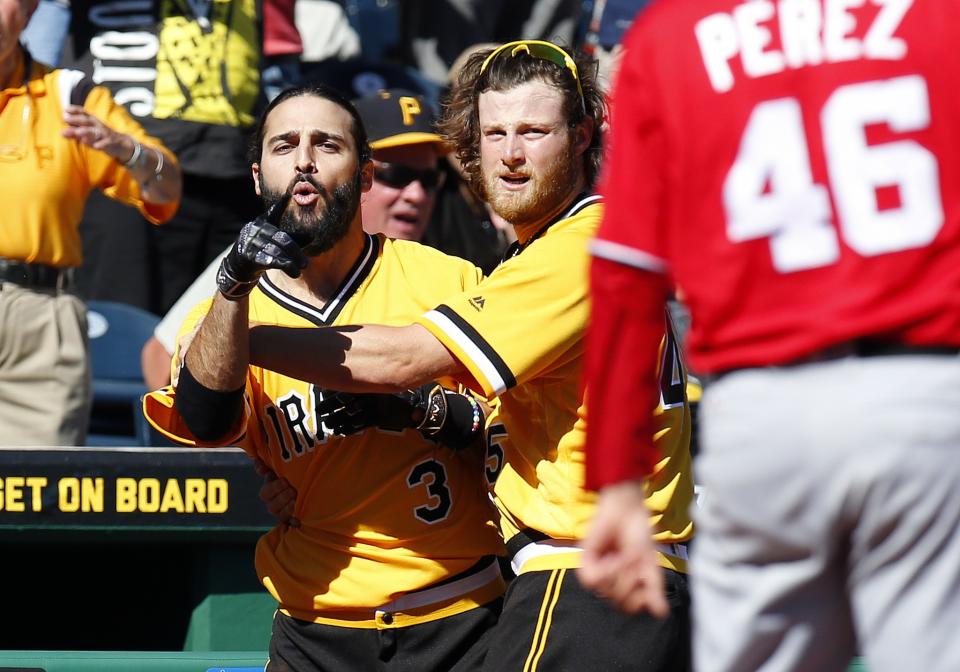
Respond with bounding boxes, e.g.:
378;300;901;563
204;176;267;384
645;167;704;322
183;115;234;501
249;322;467;393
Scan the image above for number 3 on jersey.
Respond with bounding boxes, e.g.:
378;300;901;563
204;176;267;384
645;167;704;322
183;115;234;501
724;75;943;273
407;459;452;524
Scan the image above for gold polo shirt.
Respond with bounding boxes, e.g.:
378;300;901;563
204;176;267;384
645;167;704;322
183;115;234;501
0;56;178;267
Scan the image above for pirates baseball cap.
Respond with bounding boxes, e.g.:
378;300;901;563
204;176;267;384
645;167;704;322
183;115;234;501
353;89;446;152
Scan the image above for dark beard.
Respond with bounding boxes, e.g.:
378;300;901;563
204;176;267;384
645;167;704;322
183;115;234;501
260;172;361;256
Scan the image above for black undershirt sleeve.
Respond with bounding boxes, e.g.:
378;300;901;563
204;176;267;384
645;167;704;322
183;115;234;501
174;362;245;442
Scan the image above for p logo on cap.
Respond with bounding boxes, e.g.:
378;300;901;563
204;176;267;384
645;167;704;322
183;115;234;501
399;96;422;126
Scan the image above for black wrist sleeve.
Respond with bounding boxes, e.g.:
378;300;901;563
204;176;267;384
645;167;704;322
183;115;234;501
174;362;245;442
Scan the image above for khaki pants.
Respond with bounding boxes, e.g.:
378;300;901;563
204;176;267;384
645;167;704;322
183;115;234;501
0;282;91;446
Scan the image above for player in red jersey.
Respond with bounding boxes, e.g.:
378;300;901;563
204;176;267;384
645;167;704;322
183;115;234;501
579;2;960;671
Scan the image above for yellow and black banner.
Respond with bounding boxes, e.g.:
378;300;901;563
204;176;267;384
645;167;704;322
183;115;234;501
0;447;273;531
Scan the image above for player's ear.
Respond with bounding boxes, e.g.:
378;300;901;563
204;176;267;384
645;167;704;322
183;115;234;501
252;163;262;196
572;116;594;158
359;158;374;193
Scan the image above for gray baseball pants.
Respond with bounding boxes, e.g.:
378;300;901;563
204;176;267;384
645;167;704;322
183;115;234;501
692;354;960;672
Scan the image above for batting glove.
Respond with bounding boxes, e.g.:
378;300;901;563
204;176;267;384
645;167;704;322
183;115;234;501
316;385;484;451
216;193;307;300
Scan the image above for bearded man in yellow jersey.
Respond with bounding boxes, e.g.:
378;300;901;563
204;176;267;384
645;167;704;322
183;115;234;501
248;44;695;671
142;84;505;671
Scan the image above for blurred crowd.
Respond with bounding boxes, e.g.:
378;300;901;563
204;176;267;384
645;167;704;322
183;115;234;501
24;0;650;317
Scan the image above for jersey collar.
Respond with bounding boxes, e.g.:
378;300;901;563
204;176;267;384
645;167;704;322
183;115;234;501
258;233;379;326
501;191;601;262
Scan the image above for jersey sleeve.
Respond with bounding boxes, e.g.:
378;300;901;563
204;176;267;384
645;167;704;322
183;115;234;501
594;19;669;274
416;227;590;399
81;84;180;225
142;300;252;450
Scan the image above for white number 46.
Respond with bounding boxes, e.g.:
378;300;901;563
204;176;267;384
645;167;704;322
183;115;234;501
723;75;943;273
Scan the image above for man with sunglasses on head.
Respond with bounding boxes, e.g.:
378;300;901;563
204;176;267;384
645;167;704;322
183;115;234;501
142;84;506;671
247;41;694;671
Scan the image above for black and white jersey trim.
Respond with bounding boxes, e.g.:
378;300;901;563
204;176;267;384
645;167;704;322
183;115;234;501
423;304;517;396
503;193;603;262
259;234;379;325
563;193;602;219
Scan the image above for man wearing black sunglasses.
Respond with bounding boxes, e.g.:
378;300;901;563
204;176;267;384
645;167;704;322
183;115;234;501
353;89;445;243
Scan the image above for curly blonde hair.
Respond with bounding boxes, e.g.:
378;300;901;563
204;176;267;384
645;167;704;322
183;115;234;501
437;43;606;198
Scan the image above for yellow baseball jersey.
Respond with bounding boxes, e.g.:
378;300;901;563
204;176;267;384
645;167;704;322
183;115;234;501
0;54;178;267
416;195;695;573
144;234;505;626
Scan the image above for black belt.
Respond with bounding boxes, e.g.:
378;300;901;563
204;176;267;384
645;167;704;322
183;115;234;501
712;339;960;381
506;528;552;560
0;258;74;290
793;340;960;363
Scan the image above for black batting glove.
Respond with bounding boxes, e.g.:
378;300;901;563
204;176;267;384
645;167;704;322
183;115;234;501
316;390;421;435
217;193;307;300
316;385;484;451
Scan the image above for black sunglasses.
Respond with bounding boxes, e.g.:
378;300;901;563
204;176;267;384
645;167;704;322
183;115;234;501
373;161;442;191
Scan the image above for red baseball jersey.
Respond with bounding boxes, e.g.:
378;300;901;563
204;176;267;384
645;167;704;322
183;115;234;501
597;0;960;374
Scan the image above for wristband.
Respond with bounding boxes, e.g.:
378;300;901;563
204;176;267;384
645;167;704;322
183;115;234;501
152;147;164;182
430;391;485;451
124;140;142;168
415;385;449;436
216;257;259;301
465;395;482;434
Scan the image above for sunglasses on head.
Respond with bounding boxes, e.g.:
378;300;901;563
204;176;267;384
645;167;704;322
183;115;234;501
373;161;442;191
479;40;585;109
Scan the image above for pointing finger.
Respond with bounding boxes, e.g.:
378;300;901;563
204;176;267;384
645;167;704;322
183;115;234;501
264;192;292;226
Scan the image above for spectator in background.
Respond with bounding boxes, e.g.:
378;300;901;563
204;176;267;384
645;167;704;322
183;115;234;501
63;0;263;316
294;0;360;65
576;0;650;88
262;0;304;101
398;1;583;87
421;150;514;275
0;0;181;446
354;89;444;241
141;88;449;388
